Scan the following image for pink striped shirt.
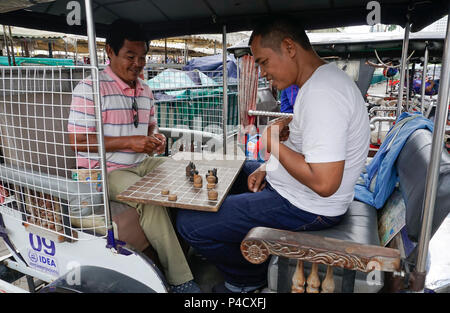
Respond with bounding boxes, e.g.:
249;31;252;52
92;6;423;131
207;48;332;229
68;66;157;172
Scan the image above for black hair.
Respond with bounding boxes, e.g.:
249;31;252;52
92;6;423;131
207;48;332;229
249;15;312;52
106;19;149;55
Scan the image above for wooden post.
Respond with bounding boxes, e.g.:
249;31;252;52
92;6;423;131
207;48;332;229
321;266;335;293
291;260;305;293
306;263;320;293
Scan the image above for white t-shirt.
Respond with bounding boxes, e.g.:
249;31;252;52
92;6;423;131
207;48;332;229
266;63;370;217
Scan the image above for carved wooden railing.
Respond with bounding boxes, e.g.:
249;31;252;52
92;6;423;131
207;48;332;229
240;227;401;293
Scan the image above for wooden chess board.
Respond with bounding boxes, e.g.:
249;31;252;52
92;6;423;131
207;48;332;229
117;153;245;212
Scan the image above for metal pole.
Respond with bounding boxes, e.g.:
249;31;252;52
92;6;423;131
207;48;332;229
415;13;450;284
2;25;11;66
222;25;228;155
84;0;113;233
64;37;68;59
406;62;410;111
74;38;78;64
164;38;167;63
48;42;53;58
7;26;16;66
397;22;411;117
184;39;187;64
420;43;429;114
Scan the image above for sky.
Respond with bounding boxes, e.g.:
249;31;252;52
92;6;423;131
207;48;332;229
343;15;447;34
343;24;402;33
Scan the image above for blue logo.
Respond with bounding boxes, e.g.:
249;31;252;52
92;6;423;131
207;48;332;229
28;250;38;263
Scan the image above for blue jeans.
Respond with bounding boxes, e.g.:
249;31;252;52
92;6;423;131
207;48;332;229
176;160;344;287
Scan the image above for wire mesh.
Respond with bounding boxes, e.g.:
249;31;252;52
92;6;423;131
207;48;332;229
0;66;107;241
146;67;239;141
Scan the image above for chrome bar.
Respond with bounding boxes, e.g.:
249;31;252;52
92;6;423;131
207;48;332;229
416;13;450;275
222;24;228;155
369;116;397;131
248;110;293;118
84;0;113;231
369;106;397;115
397;22;411;117
420;43;429;114
406;61;410;111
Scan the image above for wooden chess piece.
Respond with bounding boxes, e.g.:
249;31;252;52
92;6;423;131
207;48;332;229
168;194;177;201
207;183;215;190
186;161;195;177
206;168;218;183
193;175;202;188
189;169;199;182
161;189;170;195
206;175;216;184
208;190;218;201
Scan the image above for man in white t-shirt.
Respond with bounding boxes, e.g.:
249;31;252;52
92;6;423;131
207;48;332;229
177;16;370;293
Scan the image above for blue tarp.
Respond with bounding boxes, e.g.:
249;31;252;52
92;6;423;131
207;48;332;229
354;112;434;209
182;54;238;81
0;56;74;66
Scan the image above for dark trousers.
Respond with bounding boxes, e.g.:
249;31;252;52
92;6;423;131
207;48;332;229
176;160;343;286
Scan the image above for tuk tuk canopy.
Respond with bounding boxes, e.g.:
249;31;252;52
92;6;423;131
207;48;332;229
0;0;448;40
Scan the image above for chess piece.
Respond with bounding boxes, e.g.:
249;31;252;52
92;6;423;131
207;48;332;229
208;190;218;201
206;175;216;184
186;162;195;177
205;168;218;183
207;183;215;190
291;260;305;293
168;194;177;201
161;189;169;195
321;266;335;293
193;175;202;188
189;169;199;182
306;263;320;293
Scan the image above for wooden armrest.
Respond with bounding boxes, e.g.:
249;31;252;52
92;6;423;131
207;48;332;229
240;227;401;273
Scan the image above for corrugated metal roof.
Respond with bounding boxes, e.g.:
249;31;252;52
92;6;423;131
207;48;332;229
0;0;54;14
0;25;103;41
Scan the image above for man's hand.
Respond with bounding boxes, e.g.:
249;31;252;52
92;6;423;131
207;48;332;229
129;136;160;154
152;133;167;155
261;116;293;153
279;124;290;142
248;165;267;192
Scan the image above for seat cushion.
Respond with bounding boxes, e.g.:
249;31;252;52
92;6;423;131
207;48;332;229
303;200;380;246
396;129;450;242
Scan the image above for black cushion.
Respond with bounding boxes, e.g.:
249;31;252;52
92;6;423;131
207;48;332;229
396;129;450;242
303;200;380;246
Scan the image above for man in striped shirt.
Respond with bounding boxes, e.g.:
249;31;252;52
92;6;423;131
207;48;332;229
68;19;200;293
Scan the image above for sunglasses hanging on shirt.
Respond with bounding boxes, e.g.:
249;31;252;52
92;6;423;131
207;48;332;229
132;88;139;128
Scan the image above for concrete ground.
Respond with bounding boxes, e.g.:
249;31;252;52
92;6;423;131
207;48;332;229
0;238;30;292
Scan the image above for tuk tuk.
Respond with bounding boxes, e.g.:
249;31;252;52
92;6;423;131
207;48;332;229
0;0;448;294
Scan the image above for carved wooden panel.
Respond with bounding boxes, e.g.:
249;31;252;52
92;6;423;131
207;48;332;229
241;227;401;273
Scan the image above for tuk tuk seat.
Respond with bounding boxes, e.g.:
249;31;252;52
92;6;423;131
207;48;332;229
241;128;450;293
0;68;150;251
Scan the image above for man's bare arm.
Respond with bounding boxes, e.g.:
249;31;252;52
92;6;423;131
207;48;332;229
68;133;159;154
275;144;344;197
